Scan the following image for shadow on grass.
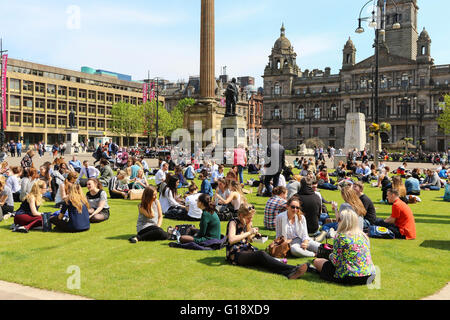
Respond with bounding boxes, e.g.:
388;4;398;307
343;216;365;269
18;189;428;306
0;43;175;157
415;219;450;225
419;240;450;251
413;214;450;219
105;234;135;241
197;256;228;267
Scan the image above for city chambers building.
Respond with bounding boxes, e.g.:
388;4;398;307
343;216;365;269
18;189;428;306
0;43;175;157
263;0;450;152
4;58;158;147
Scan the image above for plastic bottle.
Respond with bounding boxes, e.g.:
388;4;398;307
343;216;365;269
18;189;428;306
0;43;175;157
275;258;288;264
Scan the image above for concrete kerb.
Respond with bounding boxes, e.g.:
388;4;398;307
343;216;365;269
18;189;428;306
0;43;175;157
0;280;91;300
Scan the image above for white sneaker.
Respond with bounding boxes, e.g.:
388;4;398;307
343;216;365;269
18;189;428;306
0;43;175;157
328;228;337;239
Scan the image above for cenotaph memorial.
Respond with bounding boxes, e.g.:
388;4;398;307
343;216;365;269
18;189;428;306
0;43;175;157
344;113;367;153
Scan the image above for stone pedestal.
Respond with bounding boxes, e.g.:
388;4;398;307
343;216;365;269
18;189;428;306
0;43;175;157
344;113;366;153
220;115;247;149
65;129;79;154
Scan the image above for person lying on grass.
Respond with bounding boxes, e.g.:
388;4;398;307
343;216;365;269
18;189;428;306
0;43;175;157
86;178;110;223
50;183;90;233
225;203;310;280
312;209;376;286
178;194;221;244
129;186;170;243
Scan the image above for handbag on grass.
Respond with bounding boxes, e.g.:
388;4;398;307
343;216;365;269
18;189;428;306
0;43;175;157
368;226;395;239
129;189;144;200
317;237;333;260
266;236;291;258
42;212;52;232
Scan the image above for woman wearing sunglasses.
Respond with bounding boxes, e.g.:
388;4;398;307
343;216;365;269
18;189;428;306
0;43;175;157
225;203;309;280
275;196;321;257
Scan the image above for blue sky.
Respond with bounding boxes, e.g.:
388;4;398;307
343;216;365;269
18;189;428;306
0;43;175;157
1;0;448;88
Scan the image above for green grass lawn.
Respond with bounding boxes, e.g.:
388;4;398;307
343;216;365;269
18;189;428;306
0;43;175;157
0;169;449;300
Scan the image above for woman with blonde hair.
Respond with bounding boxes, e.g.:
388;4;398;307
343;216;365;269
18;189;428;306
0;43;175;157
132;169;149;189
276;196;321;257
226;203;309;279
318;184;367;240
332;184;366;229
392;176;408;203
50;183;90;233
13;180;47;233
313;209;376;285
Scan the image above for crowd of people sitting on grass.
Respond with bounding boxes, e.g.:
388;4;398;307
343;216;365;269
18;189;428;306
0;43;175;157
0;138;449;286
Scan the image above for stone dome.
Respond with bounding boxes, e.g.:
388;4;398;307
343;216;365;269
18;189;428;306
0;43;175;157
274;24;292;50
345;37;355;49
419;27;430;40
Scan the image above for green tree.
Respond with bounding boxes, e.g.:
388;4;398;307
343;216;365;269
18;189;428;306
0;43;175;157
169;98;195;133
437;95;450;135
111;102;142;146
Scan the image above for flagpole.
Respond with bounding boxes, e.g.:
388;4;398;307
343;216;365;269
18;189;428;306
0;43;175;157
0;38;8;149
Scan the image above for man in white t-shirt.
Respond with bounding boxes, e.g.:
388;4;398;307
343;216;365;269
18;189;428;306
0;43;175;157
185;184;202;220
155;162;168;189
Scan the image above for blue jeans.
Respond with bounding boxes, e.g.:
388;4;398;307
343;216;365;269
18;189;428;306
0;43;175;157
318;213;330;226
322;222;338;232
43;191;53;201
237;165;244;184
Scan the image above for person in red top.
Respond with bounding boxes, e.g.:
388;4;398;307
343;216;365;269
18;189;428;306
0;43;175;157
374;189;416;239
233;145;247;185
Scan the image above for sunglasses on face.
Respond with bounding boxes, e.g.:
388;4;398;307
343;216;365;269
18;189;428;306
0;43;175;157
290;205;301;210
248;205;255;210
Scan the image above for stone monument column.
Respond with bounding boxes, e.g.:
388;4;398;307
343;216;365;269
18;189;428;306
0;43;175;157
200;0;215;100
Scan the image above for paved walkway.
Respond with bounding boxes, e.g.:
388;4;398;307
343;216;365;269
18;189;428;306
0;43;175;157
3;152;160;169
0;279;447;300
0;280;91;300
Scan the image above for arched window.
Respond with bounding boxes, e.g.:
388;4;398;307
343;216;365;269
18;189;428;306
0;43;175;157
421;46;426;55
276;60;281;69
346;54;351;64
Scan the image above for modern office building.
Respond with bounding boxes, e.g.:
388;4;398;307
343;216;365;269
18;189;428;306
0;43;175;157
3;58;164;147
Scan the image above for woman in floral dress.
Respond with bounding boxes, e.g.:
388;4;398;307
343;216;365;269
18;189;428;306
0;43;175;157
313;209;376;285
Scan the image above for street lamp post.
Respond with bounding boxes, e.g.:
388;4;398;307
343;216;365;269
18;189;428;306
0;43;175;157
355;0;401;166
155;77;160;147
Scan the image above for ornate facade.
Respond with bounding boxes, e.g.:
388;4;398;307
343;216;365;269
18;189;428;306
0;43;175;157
263;0;449;152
